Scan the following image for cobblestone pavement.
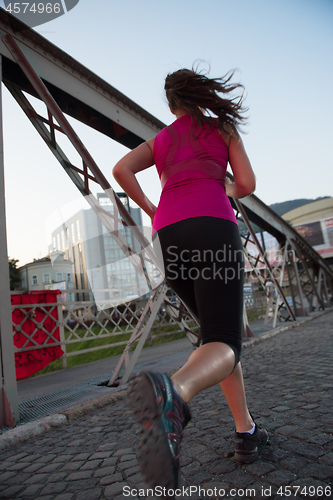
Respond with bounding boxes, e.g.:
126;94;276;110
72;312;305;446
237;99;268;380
0;312;332;500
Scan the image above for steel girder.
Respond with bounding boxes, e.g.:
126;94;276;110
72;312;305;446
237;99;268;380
0;9;164;145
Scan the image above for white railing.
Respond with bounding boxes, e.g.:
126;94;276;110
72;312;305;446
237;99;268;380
11;290;188;370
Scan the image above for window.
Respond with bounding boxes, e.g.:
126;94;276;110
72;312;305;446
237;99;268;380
76;219;80;240
43;273;51;284
32;275;38;285
67;273;72;282
99;197;112;206
57;234;60;250
22;278;26;288
71;223;75;243
56;272;62;281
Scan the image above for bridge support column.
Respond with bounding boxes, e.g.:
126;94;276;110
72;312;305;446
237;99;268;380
0;55;19;426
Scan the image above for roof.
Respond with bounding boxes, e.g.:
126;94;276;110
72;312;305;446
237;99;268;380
19;256;72;269
283;197;333;224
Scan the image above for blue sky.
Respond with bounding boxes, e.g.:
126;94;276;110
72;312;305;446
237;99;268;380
1;0;332;265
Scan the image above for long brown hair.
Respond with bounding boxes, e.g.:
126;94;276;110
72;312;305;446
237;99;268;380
164;66;247;134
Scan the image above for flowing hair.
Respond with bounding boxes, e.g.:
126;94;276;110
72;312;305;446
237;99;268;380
164;66;247;135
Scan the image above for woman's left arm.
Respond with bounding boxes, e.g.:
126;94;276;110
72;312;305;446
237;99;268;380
112;139;157;222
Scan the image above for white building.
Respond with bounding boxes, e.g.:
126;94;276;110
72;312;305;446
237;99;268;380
19;251;73;292
49;193;148;306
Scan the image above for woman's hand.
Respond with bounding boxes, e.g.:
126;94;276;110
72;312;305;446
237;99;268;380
224;176;234;197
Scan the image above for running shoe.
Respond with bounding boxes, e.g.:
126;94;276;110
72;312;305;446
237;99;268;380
233;424;268;464
127;371;191;490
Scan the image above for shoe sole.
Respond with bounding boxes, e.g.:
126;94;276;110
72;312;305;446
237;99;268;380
138;420;179;490
127;372;178;490
233;430;269;464
127;371;163;425
233;449;259;464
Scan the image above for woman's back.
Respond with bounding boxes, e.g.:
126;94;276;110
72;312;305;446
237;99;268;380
152;114;237;232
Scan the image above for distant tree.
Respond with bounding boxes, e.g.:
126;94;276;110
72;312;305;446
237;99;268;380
8;258;20;290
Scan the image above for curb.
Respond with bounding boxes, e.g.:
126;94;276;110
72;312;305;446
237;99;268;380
0;414;67;452
60;389;128;423
0;389;127;452
1;308;332;452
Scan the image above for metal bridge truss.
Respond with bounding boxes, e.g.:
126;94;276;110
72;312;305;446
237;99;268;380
232;199;333;330
0;10;332;425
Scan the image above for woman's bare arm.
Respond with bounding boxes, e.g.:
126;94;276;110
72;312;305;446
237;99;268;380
225;134;256;199
112;139;157;222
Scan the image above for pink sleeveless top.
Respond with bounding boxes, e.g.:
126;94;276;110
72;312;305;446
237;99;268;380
152;114;237;233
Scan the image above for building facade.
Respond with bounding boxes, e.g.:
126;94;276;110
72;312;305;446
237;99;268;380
19;251;74;292
283;197;333;264
49;193;147;306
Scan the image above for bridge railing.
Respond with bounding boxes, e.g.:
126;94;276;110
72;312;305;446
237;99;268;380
11;290;194;373
11;288;271;376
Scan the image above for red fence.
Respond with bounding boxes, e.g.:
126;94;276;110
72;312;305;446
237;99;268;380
11;290;64;380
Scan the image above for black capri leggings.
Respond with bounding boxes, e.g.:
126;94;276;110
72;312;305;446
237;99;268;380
153;217;244;366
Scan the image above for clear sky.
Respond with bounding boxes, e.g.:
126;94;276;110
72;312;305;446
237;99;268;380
1;0;332;266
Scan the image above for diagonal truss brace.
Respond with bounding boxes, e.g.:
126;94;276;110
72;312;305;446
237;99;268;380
317;268;330;309
234;199;296;322
108;284;167;386
108;283;200;386
290;238;325;312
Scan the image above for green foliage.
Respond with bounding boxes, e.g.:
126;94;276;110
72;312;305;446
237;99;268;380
246;308;266;322
29;322;197;378
8;257;20;290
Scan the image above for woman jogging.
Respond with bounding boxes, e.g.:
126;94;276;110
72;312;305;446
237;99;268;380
112;67;268;491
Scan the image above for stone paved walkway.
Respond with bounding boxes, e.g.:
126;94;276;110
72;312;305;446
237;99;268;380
0;312;332;500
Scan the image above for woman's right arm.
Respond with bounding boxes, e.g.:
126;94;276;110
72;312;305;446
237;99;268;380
225;133;256;199
112;139;157;223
